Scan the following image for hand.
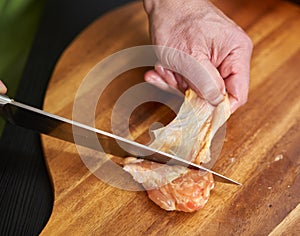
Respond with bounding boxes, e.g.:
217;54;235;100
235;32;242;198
143;0;253;112
0;80;7;94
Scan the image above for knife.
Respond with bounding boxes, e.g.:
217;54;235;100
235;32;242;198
0;94;241;185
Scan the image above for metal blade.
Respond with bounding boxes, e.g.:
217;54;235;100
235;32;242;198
0;94;241;185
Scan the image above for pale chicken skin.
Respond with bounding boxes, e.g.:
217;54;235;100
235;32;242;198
123;89;231;212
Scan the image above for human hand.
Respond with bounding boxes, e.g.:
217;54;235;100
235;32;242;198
143;0;253;113
0;80;7;94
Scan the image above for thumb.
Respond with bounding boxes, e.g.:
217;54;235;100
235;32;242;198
188;59;226;105
156;46;225;106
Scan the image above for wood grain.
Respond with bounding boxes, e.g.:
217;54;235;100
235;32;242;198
41;1;300;235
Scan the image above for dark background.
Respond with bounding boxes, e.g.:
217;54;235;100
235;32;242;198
0;0;133;235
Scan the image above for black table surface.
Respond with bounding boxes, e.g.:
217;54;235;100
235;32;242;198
0;0;134;235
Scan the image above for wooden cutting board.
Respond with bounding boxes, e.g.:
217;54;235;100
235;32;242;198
41;1;300;235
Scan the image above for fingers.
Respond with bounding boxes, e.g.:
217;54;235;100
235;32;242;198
0;80;7;94
160;48;226;106
144;70;185;96
144;64;188;94
145;52;226;106
224;73;249;113
146;44;251;112
154;64;178;88
144;70;170;91
174;72;188;92
154;64;188;92
218;43;252;113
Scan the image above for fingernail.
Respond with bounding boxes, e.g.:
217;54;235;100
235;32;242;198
210;93;226;106
155;64;166;75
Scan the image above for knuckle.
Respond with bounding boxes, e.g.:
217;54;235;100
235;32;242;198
239;92;249;106
241;33;253;51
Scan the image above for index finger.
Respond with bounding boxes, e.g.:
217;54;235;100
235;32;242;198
0;80;7;94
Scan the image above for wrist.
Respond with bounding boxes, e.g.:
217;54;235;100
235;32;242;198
143;0;210;15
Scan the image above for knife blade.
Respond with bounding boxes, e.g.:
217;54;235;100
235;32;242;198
0;94;241;185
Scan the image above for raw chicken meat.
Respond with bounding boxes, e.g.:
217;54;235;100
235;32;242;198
123;158;214;212
123;89;231;212
147;169;214;212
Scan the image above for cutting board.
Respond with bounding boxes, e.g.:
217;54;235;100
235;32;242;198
41;1;300;235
